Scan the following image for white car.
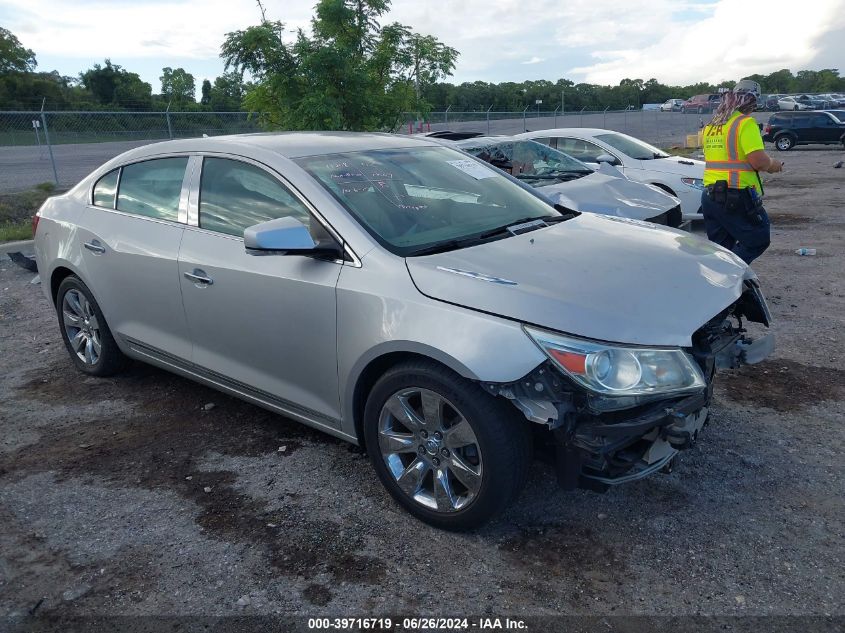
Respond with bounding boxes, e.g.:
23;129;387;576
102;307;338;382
777;96;812;111
514;128;704;222
660;99;684;112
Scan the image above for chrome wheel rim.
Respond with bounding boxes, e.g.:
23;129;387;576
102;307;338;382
62;289;101;365
776;138;791;150
378;388;482;513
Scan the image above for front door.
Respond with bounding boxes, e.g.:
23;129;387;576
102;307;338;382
177;156;343;427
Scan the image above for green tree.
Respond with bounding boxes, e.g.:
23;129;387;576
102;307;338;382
79;59;153;108
220;0;458;130
210;71;246;111
160;67;196;104
200;79;211;105
0;27;36;73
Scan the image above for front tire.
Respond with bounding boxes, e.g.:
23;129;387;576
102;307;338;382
56;275;125;376
363;360;531;530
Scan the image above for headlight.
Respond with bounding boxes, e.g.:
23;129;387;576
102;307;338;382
681;177;704;190
525;327;706;396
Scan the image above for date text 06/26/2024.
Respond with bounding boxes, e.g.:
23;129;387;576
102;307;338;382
307;617;529;630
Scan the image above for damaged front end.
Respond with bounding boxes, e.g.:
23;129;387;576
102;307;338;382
484;278;773;491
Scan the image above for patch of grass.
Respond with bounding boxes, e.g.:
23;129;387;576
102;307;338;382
0;221;32;242
0;187;53;225
662;145;704;158
34;182;56;193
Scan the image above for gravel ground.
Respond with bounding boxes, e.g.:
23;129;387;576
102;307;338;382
0;147;843;624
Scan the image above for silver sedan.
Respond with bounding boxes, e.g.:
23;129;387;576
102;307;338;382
34;132;773;529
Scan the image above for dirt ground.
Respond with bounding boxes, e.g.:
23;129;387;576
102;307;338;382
0;146;843;625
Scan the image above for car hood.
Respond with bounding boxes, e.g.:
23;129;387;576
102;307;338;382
648;156;705;177
406;213;749;347
536;169;678;220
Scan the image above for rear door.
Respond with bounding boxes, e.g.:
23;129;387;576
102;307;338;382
77;156;193;361
177;155;344;428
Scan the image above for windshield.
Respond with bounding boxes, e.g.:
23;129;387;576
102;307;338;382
295;146;561;256
595;132;670;160
459;140;592;180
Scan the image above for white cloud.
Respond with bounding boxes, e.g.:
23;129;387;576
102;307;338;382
567;0;845;84
2;0;312;60
1;0;843;86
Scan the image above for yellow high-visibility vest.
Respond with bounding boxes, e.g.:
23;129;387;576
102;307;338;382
703;111;763;191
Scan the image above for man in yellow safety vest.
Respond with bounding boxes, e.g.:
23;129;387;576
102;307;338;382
701;79;783;264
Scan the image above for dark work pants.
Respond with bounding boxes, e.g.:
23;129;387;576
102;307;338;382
700;190;771;264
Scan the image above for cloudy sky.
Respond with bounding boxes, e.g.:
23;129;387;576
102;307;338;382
2;0;845;93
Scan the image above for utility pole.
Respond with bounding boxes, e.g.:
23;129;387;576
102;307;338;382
561;89;565;114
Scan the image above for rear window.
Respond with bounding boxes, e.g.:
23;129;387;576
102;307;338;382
92;169;119;209
116;157;188;222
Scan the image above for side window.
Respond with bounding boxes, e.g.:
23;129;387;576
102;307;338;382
93;169;119;209
554;137;606;162
812;114;832;126
198;157;313;238
116;157;188;222
531;137;552;148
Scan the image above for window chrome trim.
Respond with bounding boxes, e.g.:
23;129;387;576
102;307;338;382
182;155;202;226
82;204;188;229
192;152;361;267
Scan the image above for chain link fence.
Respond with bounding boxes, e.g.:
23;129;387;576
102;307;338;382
0;111;261;193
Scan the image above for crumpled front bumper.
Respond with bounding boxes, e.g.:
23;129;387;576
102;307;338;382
576;392;710;487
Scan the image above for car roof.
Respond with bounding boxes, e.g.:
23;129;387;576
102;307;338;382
519;128;618;138
109;131;440;162
453;135;525;147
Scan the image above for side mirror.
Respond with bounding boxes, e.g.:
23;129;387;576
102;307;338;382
595;154;618;165
244;216;341;259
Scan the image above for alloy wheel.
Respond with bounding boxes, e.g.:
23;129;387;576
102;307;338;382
377;388;482;513
62;289;101;365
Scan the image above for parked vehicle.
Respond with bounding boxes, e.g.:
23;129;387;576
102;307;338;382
515;128;705;222
681;94;720;114
34;133;774;530
777;96;813;111
450;137;684;228
762;111;845;150
764;94;784;111
660;99;685;112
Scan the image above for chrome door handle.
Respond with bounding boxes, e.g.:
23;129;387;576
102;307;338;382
83;241;106;255
183;269;213;286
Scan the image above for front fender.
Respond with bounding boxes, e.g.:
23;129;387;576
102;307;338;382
335;255;546;439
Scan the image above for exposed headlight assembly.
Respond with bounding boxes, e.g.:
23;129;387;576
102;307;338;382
681;177;704;190
525;326;706;397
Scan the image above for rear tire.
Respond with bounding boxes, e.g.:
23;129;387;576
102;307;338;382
363;360;532;530
56;275;125;376
774;135;795;151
